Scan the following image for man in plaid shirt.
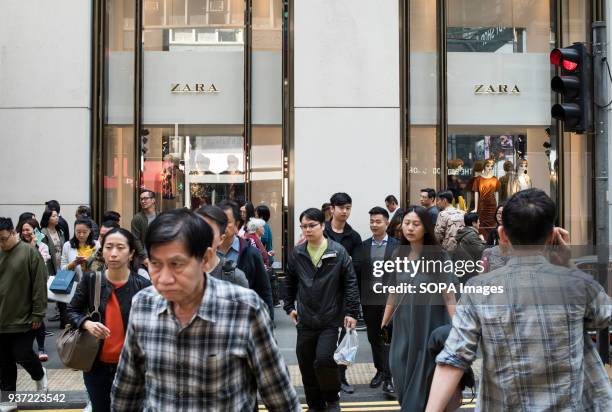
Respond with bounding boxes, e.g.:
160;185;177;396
426;189;612;412
111;209;299;411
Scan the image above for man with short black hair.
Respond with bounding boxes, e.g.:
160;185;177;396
131;189;157;267
357;206;398;394
434;190;465;251
426;189;612;412
285;208;360;412
0;217;48;394
420;188;439;224
384;195;399;220
195;205;249;288
324;192;362;393
453;212;486;282
217;200;274;318
112;209;298;411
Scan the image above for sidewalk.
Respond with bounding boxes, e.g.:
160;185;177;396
17;363;382;391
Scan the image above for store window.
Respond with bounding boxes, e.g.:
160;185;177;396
250;0;284;264
140;0;246;211
408;0;439;203
104;0;136;223
445;0;556;238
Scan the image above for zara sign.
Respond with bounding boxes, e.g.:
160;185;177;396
474;84;521;95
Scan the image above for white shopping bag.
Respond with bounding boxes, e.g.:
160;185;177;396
333;327;358;366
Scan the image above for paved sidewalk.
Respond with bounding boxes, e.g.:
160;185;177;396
17;363;383;391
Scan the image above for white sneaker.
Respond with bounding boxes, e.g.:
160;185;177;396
83;401;93;412
35;366;48;391
0;404;18;412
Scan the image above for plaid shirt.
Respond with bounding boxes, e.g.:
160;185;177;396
437;255;612;411
111;275;300;411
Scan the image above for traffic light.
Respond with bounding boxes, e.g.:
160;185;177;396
550;43;592;134
141;129;150;155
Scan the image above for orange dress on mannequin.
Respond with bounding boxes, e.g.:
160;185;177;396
472;175;500;237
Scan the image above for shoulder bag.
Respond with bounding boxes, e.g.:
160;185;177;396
56;271;102;372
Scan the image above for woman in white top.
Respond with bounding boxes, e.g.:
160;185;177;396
61;218;100;282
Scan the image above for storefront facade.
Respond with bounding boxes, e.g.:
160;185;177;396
24;0;599;268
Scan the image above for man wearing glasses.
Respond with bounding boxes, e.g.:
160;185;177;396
131;189;157;267
284;208;360;412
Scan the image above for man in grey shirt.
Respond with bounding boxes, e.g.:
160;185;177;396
196;205;248;288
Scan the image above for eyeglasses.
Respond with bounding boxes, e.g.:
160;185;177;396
299;223;320;230
0;234;13;243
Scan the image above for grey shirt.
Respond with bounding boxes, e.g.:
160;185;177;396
209;257;249;288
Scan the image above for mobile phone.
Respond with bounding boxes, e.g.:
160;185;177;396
33;228;44;245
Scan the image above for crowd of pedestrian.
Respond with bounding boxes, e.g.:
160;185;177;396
0;186;611;412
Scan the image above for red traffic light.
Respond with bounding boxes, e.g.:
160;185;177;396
550;47;581;72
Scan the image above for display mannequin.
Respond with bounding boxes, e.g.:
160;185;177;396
516;159;532;191
466;160;484;211
498;160;515;202
472;159;500;237
190;153;214;175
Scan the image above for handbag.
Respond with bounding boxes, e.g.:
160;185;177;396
49;270;77;294
56;272;102;372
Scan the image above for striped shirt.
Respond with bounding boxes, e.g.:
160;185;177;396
111;275;300;411
436;255;612;411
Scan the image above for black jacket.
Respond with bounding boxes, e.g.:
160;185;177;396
58;216;70;242
236;237;274;320
67;271;151;331
356;236;399;306
284;239;360;329
323;221;362;258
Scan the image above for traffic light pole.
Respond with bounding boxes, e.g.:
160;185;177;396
592;21;610;365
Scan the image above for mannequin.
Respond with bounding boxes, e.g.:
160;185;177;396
471;159;500;238
447;159;467;211
498;160;515;202
466;160;484;211
190;153;214;175
220;154;243;175
516;159;532;191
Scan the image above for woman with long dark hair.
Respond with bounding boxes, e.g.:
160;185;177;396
41;208;65;277
61;218;99;281
381;206;457;412
486;203;505;246
386;207;405;240
238;201;255;237
68;228;150;412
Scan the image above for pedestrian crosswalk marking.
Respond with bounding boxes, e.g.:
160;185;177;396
257;399;476;410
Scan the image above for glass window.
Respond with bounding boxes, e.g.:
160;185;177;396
408;0;439;202
141;0;246;212
445;0;556;238
251;0;284;265
104;0;136;224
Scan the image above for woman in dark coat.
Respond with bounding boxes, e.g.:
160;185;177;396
381;206;457;412
67;228;150;412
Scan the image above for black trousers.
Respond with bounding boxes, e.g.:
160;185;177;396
362;305;391;378
296;325;341;409
0;330;44;392
83;361;118;412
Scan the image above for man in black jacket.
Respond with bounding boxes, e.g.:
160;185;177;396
217;200;274;319
285;208;360;412
323;192;362;393
357;207;398;394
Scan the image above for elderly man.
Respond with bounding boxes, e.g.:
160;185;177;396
111;209;299;411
